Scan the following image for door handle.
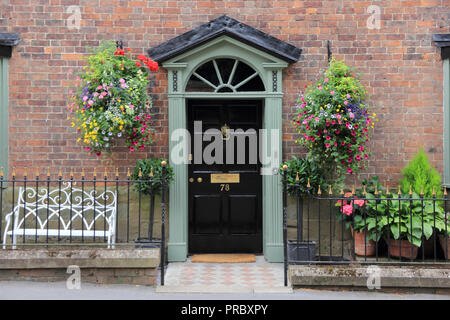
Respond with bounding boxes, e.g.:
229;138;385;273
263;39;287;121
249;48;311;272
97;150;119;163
197;178;203;183
189;178;194;183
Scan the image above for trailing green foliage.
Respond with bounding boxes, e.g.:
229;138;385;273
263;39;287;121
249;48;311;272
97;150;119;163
132;158;174;195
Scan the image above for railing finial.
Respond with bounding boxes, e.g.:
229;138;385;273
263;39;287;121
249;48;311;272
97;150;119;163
150;167;154;178
127;168;131;177
409;185;413;195
307;178;310;188
0;167;3;178
444;187;447;197
139;167;142;178
318;185;322;195
328;184;332;195
296;172;299;183
398;185;401;195
116;168;119;178
12;167;16;177
386;184;390;195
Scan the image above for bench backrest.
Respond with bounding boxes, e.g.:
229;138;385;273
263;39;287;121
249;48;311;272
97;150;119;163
10;183;117;232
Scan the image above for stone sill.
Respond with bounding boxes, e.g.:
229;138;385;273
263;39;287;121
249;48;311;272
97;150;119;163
289;265;450;289
0;248;160;269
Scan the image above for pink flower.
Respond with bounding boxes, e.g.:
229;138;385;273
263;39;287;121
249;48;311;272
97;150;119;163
325;143;330;148
336;114;341;120
119;78;125;84
364;154;369;160
93;92;99;97
318;86;323;90
341;142;346;146
347;94;351;99
83;96;88;101
342;205;353;216
356;155;361;161
88;100;94;106
351;131;356;136
334;142;338;147
68;69;73;74
344;101;348;105
326;136;331;141
331;120;336;125
97;85;103;90
335;130;340;134
121;83;127;88
85;147;91;152
129;147;135;152
349;113;355;119
347;167;353;174
354;199;366;207
330;91;335;95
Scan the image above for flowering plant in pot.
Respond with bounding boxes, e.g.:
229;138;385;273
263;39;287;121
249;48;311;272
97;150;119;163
335;176;385;257
293;58;377;186
68;42;159;157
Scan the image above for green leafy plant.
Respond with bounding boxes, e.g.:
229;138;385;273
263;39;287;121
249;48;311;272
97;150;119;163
280;156;326;196
365;192;448;247
131;158;174;195
399;148;443;198
293;58;377;185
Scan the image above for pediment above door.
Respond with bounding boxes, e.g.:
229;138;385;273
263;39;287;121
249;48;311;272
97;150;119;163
147;15;302;64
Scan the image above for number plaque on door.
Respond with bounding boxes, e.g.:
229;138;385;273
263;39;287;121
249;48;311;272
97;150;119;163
210;173;240;184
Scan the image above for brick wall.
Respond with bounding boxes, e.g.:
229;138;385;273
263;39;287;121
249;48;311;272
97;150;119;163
1;0;449;183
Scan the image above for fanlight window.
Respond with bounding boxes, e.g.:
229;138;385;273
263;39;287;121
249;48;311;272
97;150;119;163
186;58;265;92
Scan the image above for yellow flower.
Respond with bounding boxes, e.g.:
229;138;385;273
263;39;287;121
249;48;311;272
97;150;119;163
71;122;75;127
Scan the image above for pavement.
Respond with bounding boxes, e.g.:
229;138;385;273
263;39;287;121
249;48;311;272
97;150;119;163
0;281;449;300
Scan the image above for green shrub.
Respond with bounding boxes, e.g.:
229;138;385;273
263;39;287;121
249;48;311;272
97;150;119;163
399;148;442;198
280;156;326;196
131;158;174;195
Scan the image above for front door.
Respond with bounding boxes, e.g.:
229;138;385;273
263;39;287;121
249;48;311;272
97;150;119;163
188;99;263;253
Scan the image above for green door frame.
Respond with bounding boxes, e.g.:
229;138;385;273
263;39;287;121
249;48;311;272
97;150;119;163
0;57;8;180
163;36;289;262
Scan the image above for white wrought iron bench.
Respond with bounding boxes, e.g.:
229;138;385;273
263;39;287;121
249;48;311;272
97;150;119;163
2;183;117;249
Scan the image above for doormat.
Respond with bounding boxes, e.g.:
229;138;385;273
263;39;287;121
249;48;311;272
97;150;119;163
191;254;256;263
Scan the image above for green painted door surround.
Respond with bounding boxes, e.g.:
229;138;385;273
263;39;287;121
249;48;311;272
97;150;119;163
0;57;8;179
444;58;450;186
163;36;289;262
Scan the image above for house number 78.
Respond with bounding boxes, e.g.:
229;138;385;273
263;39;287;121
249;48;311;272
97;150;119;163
220;184;230;192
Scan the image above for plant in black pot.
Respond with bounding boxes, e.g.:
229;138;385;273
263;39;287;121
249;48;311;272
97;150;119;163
281;156;326;264
131;158;174;247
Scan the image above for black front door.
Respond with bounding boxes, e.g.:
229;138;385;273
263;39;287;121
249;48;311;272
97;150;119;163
188;99;263;254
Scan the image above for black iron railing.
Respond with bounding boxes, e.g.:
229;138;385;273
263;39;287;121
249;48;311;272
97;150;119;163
282;168;450;286
0;164;168;285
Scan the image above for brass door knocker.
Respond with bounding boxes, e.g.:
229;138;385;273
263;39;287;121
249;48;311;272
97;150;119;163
221;123;231;141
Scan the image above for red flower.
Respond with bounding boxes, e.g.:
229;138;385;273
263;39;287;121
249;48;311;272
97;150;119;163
136;62;141;67
114;49;125;56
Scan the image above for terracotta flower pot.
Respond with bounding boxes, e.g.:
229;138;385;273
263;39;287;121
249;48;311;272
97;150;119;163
439;235;450;260
351;227;376;257
388;239;419;260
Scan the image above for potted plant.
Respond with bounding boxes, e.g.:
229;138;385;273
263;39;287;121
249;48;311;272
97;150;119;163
335;176;385;257
132;158;174;247
368;149;449;260
68;42;159;157
281;157;326;263
438;215;449;260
